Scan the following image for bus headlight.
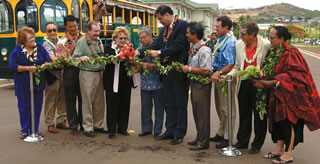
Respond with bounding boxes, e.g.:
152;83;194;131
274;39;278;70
1;48;8;56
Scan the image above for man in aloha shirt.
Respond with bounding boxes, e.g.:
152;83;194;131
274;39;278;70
210;16;238;149
56;15;83;135
43;22;68;133
182;22;212;150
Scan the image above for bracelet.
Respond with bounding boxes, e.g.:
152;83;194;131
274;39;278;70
274;81;280;89
188;66;192;73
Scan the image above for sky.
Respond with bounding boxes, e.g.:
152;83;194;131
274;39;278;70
192;0;320;11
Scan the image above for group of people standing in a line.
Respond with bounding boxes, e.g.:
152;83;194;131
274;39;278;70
9;5;320;164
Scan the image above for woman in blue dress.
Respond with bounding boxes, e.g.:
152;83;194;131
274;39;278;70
9;27;50;139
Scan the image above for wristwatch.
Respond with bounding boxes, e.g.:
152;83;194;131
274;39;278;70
188;66;192;73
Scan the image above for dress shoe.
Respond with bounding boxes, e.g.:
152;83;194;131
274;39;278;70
84;131;95;137
187;139;198;145
71;129;80;135
189;144;209;151
56;122;69;129
210;134;224;142
138;132;152;136
249;147;260;154
155;134;173;140
233;143;248;149
216;139;229;149
108;133;116;139
170;138;183;145
48;125;57;133
94;128;108;134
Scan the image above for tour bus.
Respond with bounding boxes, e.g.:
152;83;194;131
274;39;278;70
0;0;158;78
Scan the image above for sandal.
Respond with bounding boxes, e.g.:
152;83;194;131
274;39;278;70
272;156;293;164
20;133;28;139
264;152;281;159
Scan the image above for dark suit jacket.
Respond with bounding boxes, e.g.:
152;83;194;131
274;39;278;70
138;19;189;66
103;44;133;92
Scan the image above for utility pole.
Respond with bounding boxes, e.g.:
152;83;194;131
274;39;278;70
318;18;319;41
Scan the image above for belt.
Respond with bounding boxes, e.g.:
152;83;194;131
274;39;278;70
81;69;102;72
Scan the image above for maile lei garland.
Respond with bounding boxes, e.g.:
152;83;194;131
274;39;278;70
255;42;288;120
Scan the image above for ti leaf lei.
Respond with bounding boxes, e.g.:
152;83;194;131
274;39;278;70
255;42;287;120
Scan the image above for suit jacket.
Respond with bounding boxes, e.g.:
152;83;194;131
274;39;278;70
229;35;271;94
103;44;133;92
139;19;189;66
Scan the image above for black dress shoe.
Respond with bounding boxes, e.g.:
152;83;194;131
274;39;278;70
233;143;248;149
170;138;183;145
216;139;228;148
155;134;173;140
84;131;95;137
94;128;109;134
118;131;130;136
249;147;260;154
138;132;152;136
210;134;224;142
108;133;115;139
189;144;209;151
187;139;198;145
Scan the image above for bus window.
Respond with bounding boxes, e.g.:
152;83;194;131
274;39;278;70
81;0;90;33
40;0;67;32
71;0;80;28
0;0;13;34
15;0;38;32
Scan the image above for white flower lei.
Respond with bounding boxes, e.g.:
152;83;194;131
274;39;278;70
243;35;263;64
212;31;232;57
21;44;38;63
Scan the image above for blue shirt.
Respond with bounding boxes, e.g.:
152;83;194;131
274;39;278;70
138;47;162;91
212;33;237;71
9;43;50;96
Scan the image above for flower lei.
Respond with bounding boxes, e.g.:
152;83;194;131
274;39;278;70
163;15;178;44
243;35;263;64
255;42;288;120
21;44;38;63
189;43;206;57
212;31;232;57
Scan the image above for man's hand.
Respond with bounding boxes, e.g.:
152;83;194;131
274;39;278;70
182;65;189;73
134;50;140;57
150;50;160;57
131;66;139;73
210;71;220;83
80;56;89;62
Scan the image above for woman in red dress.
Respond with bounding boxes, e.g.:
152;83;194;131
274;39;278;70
253;26;320;164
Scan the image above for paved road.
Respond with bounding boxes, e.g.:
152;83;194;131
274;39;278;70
0;50;320;164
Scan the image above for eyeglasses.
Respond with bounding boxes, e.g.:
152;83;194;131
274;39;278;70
118;37;127;40
47;29;57;33
268;35;277;40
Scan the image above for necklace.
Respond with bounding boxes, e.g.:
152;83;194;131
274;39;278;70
163;15;178;43
212;32;231;57
21;44;38;63
189;43;206;57
43;37;58;50
243;35;263;64
85;34;104;56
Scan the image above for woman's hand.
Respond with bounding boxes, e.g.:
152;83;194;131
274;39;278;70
131;66;139;73
182;65;189;73
252;79;278;89
28;66;37;73
252;79;265;88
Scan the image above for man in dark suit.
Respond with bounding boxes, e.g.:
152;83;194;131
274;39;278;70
137;5;189;145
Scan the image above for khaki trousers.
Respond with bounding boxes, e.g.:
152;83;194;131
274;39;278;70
214;78;238;140
79;70;105;132
44;71;67;126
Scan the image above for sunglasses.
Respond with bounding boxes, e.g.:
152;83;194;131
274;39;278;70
47;29;57;33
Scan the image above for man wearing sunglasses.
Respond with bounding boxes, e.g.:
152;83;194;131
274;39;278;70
43;22;68;133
